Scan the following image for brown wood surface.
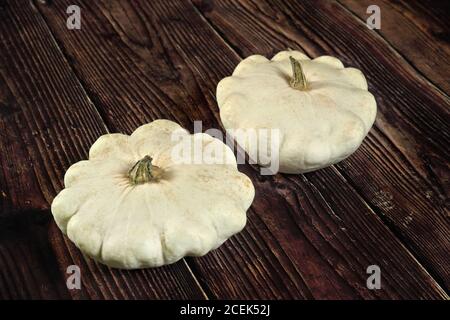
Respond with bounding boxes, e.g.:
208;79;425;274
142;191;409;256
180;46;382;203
339;0;450;94
0;0;206;299
0;0;448;299
194;0;450;291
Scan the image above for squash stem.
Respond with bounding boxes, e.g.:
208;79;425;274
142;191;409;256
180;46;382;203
289;56;308;90
128;155;158;185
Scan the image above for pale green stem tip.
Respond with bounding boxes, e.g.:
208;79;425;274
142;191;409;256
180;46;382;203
289;56;308;90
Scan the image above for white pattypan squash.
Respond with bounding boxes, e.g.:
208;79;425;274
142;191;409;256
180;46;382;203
217;51;377;173
51;120;255;269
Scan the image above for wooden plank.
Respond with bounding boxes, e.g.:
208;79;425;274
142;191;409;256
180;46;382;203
193;0;450;292
0;0;206;299
38;0;448;298
404;0;450;31
0;77;69;299
338;0;450;94
0;80;49;218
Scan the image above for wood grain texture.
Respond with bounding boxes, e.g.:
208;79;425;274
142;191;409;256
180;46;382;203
37;0;448;299
193;0;450;291
0;0;206;299
0;79;69;299
0;81;49;218
338;0;450;94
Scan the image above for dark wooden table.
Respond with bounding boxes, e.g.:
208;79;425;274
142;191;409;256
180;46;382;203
0;0;449;300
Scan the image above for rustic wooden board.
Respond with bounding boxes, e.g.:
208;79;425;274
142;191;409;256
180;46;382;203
0;0;206;299
193;0;450;292
339;0;450;95
31;0;448;299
